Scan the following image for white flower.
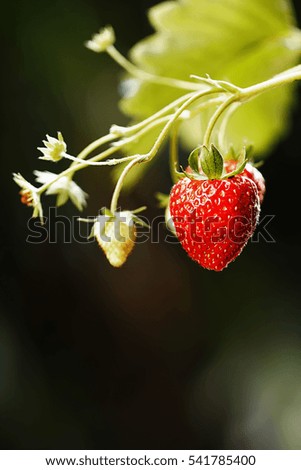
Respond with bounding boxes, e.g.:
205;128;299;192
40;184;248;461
13;173;43;221
38;132;67;162
34;171;88;211
91;211;136;267
85;26;115;53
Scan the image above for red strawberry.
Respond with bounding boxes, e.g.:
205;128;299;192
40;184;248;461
170;145;260;271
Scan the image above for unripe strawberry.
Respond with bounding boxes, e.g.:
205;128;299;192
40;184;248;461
92;211;136;267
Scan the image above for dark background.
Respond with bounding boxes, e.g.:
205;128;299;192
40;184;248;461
2;0;301;449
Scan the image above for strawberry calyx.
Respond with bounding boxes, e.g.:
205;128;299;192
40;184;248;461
100;206;149;228
182;144;248;181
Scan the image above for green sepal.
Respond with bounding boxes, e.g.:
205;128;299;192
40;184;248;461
101;207;114;217
223;147;248;179
201;144;224;180
132;215;150;229
88;222;99;240
188;146;201;174
155;192;169;208
253;160;264;169
180;166;207;181
245;144;254;161
175;170;186;180
131;205;147;215
77;217;98;239
225;144;253;162
224;144;237;161
236;146;246;167
88;227;95;240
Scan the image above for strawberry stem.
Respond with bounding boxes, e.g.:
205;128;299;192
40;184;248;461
169;121;181;184
203;95;237;149
106;45;201;91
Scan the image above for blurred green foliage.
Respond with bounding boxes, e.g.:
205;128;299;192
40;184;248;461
121;0;301;156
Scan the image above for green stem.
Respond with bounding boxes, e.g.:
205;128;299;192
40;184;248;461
240;65;301;101
110;156;144;213
66;133;117;181
145;89;224;162
64;153;136;166
106;46;202;91
203;96;237;148
37;114;176;195
217;102;240;150
38;93;227;197
114;94;225;138
38;146;120;195
203;65;301;149
169;121;180;184
62;115;174;166
37;65;301;206
70;133;116;168
77;134;116;159
109;88;226;211
112;92;195;136
124;114;173;142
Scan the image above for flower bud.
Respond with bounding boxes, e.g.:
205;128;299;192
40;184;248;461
85;26;115;53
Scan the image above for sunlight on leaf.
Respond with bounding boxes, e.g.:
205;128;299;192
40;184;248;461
119;0;301;171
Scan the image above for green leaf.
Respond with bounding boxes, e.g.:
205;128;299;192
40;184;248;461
120;0;301;160
201;144;224;179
